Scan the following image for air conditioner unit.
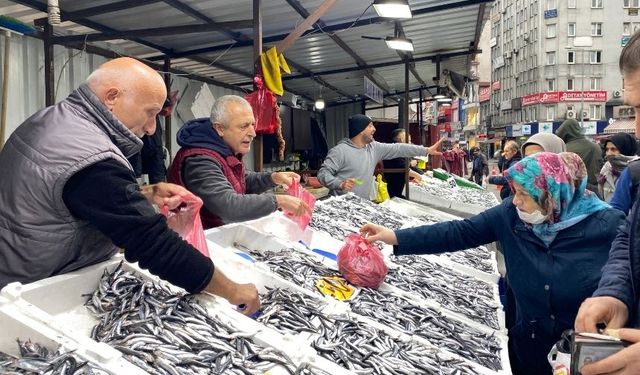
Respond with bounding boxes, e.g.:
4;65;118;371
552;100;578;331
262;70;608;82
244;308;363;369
613;90;622;98
581;110;589;120
566;109;576;119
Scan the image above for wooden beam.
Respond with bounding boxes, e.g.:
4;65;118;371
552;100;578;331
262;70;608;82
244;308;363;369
275;0;336;53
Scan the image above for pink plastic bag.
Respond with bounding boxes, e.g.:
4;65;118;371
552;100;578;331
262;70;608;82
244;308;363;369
337;234;388;288
283;180;316;230
244;75;278;134
160;193;209;257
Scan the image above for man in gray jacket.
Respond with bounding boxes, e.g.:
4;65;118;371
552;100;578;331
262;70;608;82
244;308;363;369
318;114;443;199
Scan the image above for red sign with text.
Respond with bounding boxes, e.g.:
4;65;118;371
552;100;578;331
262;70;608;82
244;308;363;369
492;81;501;91
521;91;607;106
479;87;491;102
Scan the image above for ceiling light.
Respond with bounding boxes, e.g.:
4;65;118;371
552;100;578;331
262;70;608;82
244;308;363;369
437;97;452;102
315;98;325;110
433;94;445;100
373;0;412;19
385;36;414;51
440;102;451;107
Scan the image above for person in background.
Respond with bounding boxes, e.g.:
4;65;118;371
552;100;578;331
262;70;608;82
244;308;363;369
520;133;567;157
607;135;640;214
574;31;640;374
361;152;623;375
556;118;603;195
598;133;638;203
487;140;521;199
383;128;424;198
318;114;443;199
0;57;260;315
167;95;311;229
442;140;468;177
469;147;489;185
127;92;176;184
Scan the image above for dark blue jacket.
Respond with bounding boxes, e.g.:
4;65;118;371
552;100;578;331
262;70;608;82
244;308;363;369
488;153;522;199
593;200;640;327
394;199;624;375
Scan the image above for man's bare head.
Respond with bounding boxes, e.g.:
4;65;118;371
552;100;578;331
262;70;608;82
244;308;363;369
87;57;166;137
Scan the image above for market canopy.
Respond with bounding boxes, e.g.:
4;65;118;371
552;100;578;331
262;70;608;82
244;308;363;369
1;0;490;107
603;119;636;134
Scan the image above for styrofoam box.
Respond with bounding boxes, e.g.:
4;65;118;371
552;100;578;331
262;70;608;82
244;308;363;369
0;256;313;375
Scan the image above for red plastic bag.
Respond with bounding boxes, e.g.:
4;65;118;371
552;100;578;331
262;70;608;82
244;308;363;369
283;180;316;230
337;234;388;288
160;193;209;257
244;75;278;134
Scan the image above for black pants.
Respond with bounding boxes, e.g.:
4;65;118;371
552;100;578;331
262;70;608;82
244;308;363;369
472;172;483;185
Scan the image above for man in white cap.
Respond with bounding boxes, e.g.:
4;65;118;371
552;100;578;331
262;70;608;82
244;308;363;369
318;114;443;199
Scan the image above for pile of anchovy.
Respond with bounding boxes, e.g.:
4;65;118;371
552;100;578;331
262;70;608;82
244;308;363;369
0;340;108;375
321;195;412;230
437;246;496;275
244;248;355;298
86;263;299;375
412;177;499;209
387;255;500;330
352;288;502;371
256;287;327;336
312;315;478;374
309;211;357;239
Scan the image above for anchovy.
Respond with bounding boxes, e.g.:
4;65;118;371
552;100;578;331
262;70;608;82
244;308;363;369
412;176;500;209
256;287;327;335
387;255;500;330
85;262;298;375
0;339;108;374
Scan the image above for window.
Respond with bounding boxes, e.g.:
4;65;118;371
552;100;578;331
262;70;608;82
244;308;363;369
567;51;575;64
591;23;602;36
547;0;556;10
590;50;602;64
546;106;556;121
568;0;576;8
547;51;556;65
568;79;574;91
590;105;602;119
624;23;632;36
625;0;640;8
568;23;576;36
591;0;602;8
547;79;556;91
547;24;557;38
590;77;602;90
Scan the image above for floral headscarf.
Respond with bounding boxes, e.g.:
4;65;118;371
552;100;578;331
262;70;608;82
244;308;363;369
504;152;609;245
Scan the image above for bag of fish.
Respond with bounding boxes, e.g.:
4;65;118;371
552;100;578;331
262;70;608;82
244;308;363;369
337;233;388;288
160;193;210;257
284;179;316;230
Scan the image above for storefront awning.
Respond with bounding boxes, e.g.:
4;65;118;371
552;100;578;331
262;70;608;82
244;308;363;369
462;124;477;132
603;119;636;134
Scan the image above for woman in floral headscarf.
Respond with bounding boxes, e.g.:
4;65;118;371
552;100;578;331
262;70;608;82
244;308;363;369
360;152;624;375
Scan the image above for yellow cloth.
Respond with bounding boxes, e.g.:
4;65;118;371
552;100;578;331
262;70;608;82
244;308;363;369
260;47;290;96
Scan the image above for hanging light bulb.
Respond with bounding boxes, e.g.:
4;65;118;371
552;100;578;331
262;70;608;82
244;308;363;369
315;98;325;110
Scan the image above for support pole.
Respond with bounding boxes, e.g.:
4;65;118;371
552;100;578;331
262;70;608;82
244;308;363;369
253;0;263;172
403;61;410;200
43;22;55;106
163;56;172;158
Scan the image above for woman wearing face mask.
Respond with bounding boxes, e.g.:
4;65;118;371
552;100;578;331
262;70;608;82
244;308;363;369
361;152;624;375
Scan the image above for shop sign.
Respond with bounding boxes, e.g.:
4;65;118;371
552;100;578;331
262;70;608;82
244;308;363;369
492;13;501;23
511;97;522;110
494;56;505;69
539;122;553;133
558;90;607;102
479;86;491;102
492;81;501;91
540;92;560;103
522;124;532;135
582;121;597;135
501;100;512;110
363;76;383;104
489;37;497;47
522;93;540;106
623;36;631;47
512;124;523;136
544;9;558;19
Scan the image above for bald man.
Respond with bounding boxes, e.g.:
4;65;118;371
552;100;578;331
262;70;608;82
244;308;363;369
0;58;259;315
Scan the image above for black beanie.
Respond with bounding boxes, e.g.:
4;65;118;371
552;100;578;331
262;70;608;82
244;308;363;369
348;114;372;138
609;133;637;156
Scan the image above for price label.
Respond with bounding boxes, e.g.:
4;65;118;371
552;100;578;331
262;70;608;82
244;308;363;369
446;176;458;189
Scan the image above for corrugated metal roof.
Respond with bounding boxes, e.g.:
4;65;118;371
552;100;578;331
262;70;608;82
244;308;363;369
0;0;489;105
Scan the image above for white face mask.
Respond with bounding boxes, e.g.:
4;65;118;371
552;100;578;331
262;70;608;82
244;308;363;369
516;207;547;224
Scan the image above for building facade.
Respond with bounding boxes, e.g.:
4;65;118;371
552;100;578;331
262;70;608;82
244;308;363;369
488;0;635;138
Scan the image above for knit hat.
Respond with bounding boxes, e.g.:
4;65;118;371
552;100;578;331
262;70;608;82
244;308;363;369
608;132;637;156
348;114;372;138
